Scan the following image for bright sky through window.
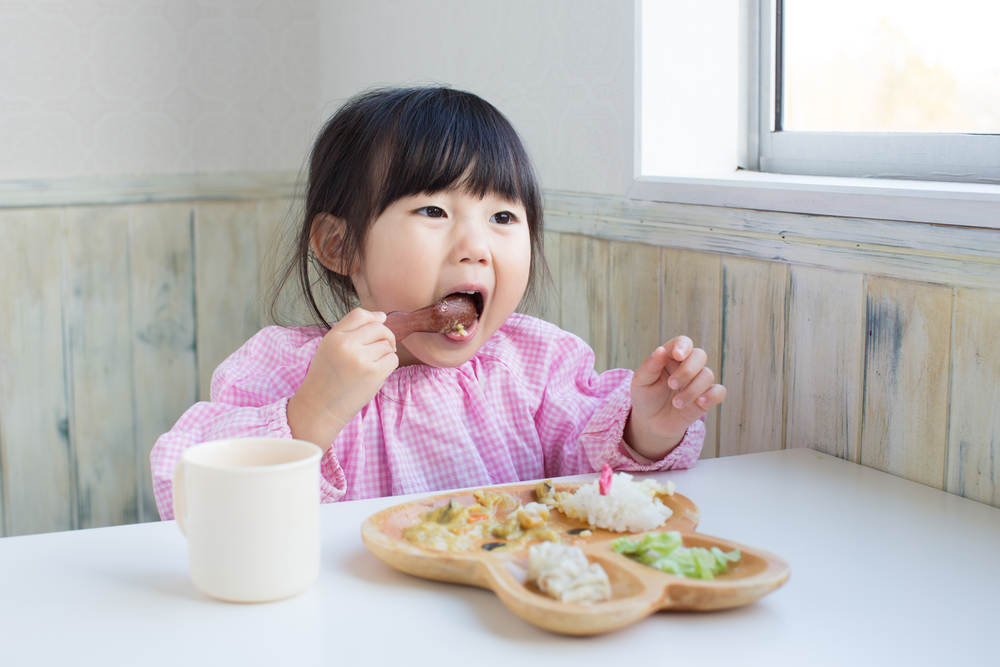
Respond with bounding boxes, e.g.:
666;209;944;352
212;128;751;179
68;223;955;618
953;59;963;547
783;0;1000;133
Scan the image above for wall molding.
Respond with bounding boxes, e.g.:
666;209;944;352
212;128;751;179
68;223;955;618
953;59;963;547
4;175;997;292
0;171;302;209
543;190;1000;291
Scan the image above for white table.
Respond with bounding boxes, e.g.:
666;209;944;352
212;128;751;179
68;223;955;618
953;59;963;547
2;448;998;666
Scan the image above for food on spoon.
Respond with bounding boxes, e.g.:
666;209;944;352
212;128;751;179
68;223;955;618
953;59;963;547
527;542;611;604
553;472;676;533
611;531;741;580
383;293;479;340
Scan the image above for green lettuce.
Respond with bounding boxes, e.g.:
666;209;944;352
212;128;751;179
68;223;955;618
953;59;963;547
611;531;741;580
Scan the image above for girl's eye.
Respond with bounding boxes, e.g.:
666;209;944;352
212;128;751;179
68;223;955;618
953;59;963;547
490;211;517;225
416;206;446;218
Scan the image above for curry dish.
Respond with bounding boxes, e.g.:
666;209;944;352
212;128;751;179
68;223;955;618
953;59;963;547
402;485;568;552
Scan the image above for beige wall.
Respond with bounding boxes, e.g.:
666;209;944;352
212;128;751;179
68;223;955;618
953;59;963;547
317;0;637;197
0;0;321;178
0;0;637;194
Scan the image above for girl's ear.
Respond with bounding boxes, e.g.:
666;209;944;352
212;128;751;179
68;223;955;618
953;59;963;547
310;213;356;275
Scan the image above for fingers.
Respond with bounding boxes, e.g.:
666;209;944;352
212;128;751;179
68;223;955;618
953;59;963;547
634;338;708;391
666;346;708;391
670;367;717;409
635;336;694;382
632;346;675;387
693;383;727;410
663;335;694;362
331;308;397;354
635;335;725;410
333;307;386;333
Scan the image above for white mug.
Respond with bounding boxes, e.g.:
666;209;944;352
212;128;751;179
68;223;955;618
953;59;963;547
173;437;323;603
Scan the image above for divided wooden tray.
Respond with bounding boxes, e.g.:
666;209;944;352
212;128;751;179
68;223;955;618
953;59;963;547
361;480;789;635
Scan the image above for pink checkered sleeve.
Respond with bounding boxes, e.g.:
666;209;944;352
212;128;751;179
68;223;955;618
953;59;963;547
515;318;703;476
150;326;346;520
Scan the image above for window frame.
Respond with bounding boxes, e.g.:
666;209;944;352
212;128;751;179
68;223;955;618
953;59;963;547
757;0;1000;185
629;0;1000;231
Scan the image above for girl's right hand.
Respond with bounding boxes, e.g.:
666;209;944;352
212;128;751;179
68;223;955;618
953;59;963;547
287;308;398;450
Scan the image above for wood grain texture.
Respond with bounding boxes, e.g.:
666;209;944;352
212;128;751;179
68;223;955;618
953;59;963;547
65;207;139;529
543;192;1000;291
559;234;611;373
546;192;1000;263
130;203;197;522
257;198;323;328
946;287;1000;507
0;209;73;536
660;248;722;459
194;201;261;401
718;257;789;456
539;230;562;327
785;266;865;462
1;171;299;209
861;276;952;489
256;198;293;326
608;241;660;374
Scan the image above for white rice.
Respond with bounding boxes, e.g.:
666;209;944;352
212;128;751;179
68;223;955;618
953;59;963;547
556;472;674;533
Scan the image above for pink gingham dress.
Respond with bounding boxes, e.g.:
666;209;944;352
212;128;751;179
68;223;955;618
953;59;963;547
151;314;703;520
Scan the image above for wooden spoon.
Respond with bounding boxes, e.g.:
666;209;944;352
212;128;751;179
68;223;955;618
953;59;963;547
383;294;478;341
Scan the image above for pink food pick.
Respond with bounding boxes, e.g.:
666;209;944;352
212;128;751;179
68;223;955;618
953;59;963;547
599;463;613;496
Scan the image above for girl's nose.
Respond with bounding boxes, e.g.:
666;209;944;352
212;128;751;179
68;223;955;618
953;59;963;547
450;219;490;265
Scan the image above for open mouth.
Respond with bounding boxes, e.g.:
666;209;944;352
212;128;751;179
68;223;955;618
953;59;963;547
447;290;484;318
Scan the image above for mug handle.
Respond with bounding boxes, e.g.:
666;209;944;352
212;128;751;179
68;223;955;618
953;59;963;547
173;460;187;536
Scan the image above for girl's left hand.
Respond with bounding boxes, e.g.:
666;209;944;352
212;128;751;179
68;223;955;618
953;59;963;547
626;336;726;460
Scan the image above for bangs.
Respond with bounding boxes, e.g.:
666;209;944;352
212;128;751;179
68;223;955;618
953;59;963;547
292;86;549;327
372;89;539;217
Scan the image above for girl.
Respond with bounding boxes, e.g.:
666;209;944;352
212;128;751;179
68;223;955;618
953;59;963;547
151;86;726;520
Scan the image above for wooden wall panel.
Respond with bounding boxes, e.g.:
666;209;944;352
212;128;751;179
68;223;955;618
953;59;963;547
861;276;952;489
946;287;1000;507
0;209;73;536
130;203;197;522
539;230;562;327
785;266;865;462
5;188;1000;537
66;207;139;529
194;201;261;401
256;198;326;328
660;248;722;459
719;257;788;456
559;234;611;373
608;241;660;373
256;199;290;327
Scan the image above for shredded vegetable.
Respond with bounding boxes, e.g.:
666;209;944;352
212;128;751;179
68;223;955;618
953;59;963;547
611;531;741;580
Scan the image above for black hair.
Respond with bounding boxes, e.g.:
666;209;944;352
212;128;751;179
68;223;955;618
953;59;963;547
274;86;547;328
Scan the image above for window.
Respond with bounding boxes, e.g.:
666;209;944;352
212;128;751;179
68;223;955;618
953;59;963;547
634;0;1000;228
758;0;1000;184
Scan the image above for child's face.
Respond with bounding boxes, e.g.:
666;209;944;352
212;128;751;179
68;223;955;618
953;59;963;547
351;189;531;367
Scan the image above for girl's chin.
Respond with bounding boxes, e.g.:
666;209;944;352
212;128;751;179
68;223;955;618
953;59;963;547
397;329;485;368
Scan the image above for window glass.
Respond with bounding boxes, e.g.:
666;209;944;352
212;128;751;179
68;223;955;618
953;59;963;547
783;0;1000;134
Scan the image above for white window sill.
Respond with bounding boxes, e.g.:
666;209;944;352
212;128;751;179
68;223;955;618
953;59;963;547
627;172;1000;231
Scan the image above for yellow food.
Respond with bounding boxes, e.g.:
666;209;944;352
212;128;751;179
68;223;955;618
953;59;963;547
402;491;564;552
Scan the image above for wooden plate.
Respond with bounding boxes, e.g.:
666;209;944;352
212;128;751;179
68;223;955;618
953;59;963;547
361;480;789;636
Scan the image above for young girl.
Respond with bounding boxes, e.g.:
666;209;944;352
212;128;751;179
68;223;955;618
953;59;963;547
151;86;726;520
